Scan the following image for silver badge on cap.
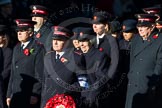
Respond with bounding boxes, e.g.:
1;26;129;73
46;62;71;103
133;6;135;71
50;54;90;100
33;6;37;10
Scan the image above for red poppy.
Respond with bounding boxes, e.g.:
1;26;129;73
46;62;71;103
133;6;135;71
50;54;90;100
60;57;68;63
44;94;76;108
36;33;41;38
153;34;158;39
99;48;103;52
23;49;30;56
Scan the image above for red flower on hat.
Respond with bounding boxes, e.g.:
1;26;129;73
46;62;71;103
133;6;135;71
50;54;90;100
44;94;76;108
93;16;97;20
36;32;41;38
153;34;158;39
99;48;103;52
122;25;126;30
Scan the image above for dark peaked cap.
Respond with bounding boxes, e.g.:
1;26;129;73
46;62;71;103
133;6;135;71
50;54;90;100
122;19;137;32
78;27;94;41
15;19;36;31
143;6;161;14
52;26;73;40
135;14;158;26
156;21;162;28
91;11;112;24
71;27;84;40
30;5;49;17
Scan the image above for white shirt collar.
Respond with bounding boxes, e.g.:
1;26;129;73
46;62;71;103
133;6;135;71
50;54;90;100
97;33;105;38
56;51;65;59
96;33;105;44
21;41;30;49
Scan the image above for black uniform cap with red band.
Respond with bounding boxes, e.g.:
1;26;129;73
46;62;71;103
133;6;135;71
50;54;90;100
30;5;49;17
52;26;73;41
15;19;37;31
135;14;158;27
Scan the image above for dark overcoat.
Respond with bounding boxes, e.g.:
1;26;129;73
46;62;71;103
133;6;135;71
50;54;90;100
125;31;162;108
80;47;109;108
1;47;12;108
41;49;82;108
93;34;119;108
7;39;45;108
0;48;4;108
33;22;53;52
94;34;119;79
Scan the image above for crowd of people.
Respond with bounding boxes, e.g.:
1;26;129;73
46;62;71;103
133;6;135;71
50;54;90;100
1;0;162;108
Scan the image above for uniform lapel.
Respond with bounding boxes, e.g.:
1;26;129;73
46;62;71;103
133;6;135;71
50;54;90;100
14;39;35;64
133;34;155;56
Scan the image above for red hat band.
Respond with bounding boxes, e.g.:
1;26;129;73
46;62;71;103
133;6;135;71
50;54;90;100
32;9;48;15
138;18;155;22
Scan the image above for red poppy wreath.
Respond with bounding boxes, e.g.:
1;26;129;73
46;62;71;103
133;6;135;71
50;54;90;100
44;94;76;108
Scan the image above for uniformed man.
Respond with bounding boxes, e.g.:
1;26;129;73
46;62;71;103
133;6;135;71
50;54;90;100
91;11;119;108
125;14;162;108
41;26;81;108
30;5;53;52
6;19;45;108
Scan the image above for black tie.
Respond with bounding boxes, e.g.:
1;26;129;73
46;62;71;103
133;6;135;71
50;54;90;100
56;54;60;62
21;44;24;51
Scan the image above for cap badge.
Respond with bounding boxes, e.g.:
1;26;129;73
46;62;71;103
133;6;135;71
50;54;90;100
122;25;126;30
33;6;37;10
80;32;83;36
93;16;97;20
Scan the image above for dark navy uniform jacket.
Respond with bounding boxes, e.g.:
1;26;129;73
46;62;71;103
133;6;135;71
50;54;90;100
0;48;4;108
94;34;119;79
93;34;119;108
7;38;45;108
80;46;109;108
41;49;83;108
33;22;53;52
125;31;162;108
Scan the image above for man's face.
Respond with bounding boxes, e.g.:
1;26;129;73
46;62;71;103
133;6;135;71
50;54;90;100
137;26;153;38
32;16;44;29
17;30;32;43
79;40;90;53
92;23;106;35
52;39;66;52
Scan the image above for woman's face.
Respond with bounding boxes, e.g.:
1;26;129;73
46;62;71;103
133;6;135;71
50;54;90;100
79;41;90;53
123;32;134;41
92;23;107;35
72;40;80;48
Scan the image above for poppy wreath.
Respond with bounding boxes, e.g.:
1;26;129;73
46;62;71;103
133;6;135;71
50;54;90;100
44;94;76;108
23;48;34;56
